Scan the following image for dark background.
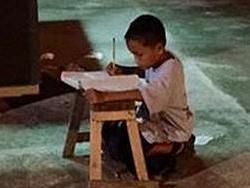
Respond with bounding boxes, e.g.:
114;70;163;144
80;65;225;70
0;0;40;86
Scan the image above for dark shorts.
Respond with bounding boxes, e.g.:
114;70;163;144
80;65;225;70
102;121;195;175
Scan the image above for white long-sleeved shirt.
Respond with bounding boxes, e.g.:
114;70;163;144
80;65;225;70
138;57;193;143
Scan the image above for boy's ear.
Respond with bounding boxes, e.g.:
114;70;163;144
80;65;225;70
155;42;164;54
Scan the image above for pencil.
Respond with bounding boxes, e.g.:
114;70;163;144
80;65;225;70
112;37;116;68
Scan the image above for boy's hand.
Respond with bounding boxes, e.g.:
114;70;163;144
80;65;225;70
85;88;104;104
106;62;123;76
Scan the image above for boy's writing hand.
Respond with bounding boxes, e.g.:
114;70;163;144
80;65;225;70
85;88;104;104
106;62;123;76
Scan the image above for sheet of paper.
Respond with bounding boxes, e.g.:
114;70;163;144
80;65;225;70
61;71;142;91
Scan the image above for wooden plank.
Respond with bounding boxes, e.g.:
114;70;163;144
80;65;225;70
0;85;39;97
89;180;158;188
77;132;89;142
89;119;103;180
91;110;136;121
63;92;86;158
127;120;149;180
91;101;134;111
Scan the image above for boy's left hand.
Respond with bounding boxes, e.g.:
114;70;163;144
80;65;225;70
85;88;104;104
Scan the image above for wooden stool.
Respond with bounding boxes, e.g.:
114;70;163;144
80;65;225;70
89;100;148;181
63;92;149;181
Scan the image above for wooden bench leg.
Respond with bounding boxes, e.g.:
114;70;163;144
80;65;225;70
89;118;103;180
126;120;149;180
63;92;86;158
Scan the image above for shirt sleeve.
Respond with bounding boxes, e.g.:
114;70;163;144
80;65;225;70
138;60;179;115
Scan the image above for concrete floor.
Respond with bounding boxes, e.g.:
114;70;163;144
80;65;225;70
0;0;250;187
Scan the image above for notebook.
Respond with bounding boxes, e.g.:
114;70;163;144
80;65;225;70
61;71;142;91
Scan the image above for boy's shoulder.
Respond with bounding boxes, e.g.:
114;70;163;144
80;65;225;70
162;53;182;69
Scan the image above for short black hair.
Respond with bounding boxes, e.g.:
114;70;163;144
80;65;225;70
124;14;166;47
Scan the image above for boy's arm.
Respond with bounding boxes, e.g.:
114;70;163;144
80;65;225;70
85;88;143;104
116;64;145;78
106;63;145;78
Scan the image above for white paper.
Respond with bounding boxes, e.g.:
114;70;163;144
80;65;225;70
61;71;142;91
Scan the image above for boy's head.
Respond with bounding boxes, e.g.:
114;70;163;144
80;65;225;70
124;14;167;69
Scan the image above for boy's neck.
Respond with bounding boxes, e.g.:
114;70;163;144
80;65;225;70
152;50;174;69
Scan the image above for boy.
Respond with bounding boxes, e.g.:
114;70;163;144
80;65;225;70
85;14;195;176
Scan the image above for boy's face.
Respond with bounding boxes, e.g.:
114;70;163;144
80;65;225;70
126;39;164;69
